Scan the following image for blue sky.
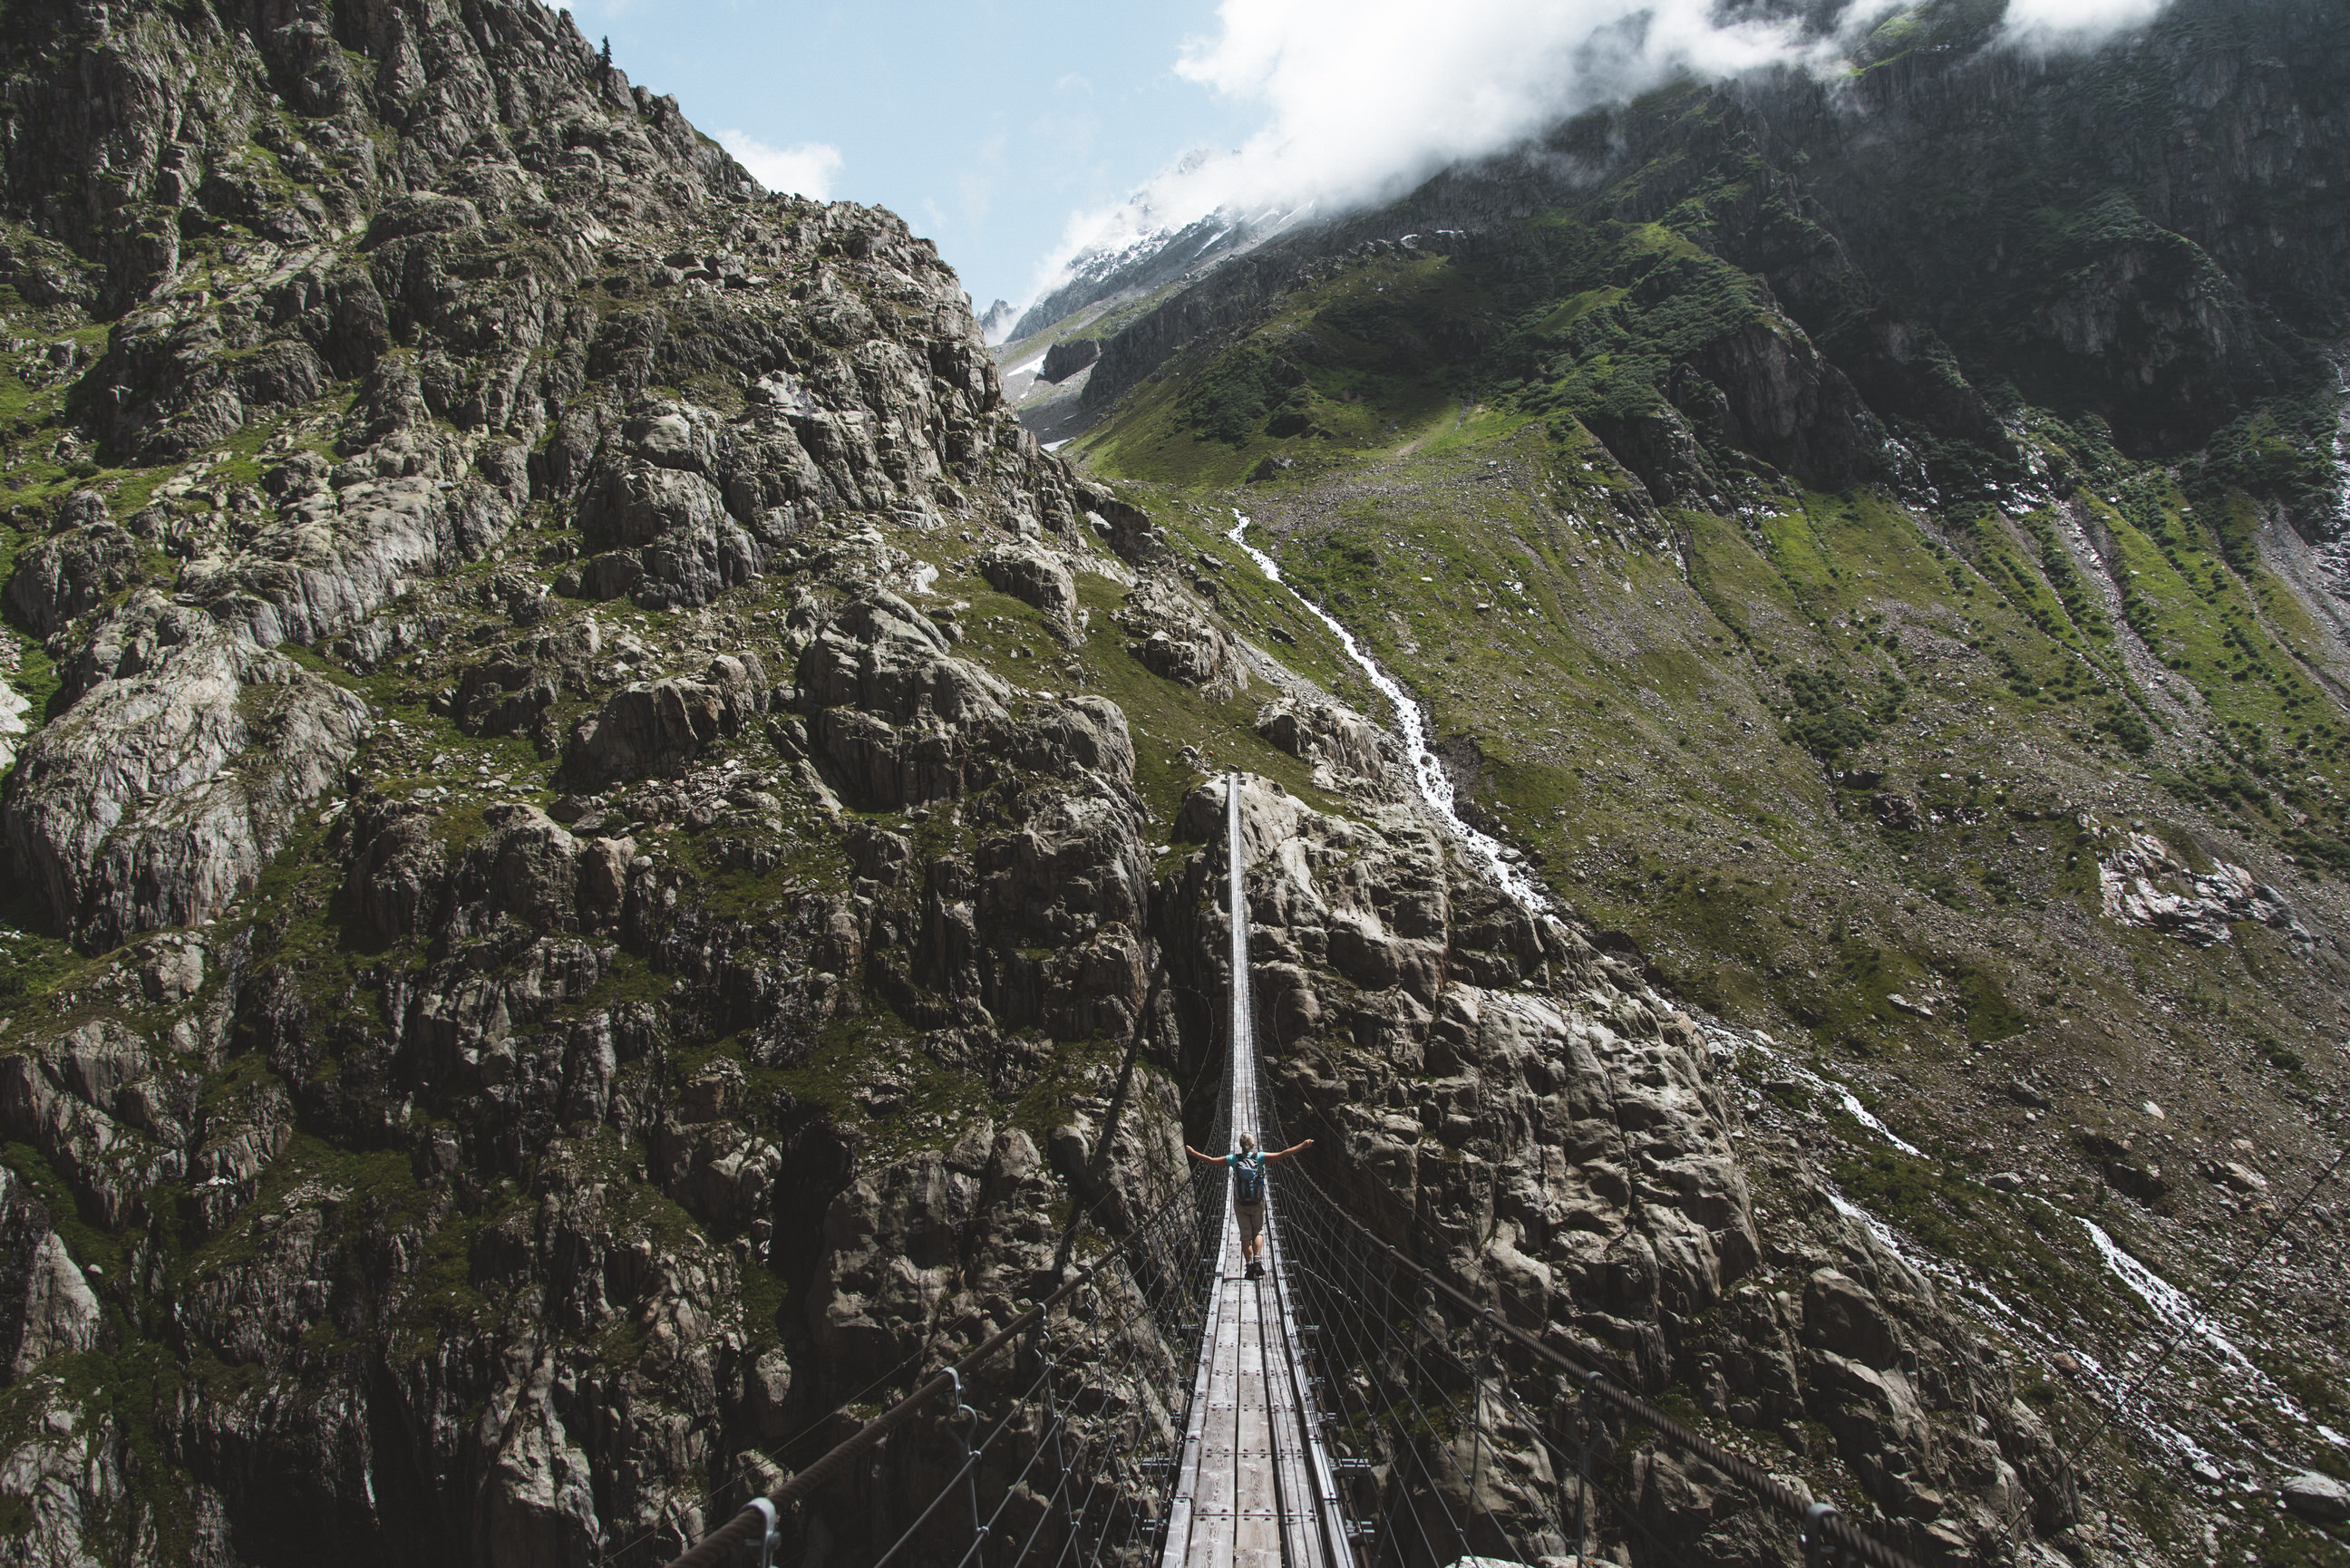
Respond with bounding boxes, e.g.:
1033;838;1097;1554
569;1;1257;312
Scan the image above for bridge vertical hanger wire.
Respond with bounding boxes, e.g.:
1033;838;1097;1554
1261;1122;1514;1563
1264;1046;1733;1566
1271;1147;1681;1565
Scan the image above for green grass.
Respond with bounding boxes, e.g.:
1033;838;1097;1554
1056;166;2348;1119
1073;254;1500;486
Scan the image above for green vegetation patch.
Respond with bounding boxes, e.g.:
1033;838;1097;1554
1782;667;1904;761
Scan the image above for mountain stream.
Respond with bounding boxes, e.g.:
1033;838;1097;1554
1227;509;1550;912
1228;508;2344;1472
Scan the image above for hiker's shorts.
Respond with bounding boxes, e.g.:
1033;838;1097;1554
1234;1199;1265;1248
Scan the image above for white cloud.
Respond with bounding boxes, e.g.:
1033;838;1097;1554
1023;0;1828;302
1174;0;1814;200
1022;0;2174;306
2000;0;2171;44
715;130;843;198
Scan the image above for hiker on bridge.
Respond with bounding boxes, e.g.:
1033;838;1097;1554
1185;1131;1312;1280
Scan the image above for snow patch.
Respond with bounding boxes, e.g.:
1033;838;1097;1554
2080;1219;2310;1430
1711;1023;1919;1156
1711;1019;2259;1473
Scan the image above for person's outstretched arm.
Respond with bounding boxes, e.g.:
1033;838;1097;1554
1265;1138;1315;1161
1184;1145;1221;1163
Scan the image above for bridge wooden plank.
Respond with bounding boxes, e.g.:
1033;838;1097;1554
1232;1278;1283;1568
1195;1291;1241;1515
1188;1278;1239;1567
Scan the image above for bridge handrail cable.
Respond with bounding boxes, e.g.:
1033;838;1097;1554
659;1162;1219;1568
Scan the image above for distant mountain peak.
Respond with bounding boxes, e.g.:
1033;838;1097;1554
977;297;1019;344
1008;201;1317;345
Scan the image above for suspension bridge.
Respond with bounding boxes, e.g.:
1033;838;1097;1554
1158;774;1349;1567
662;775;1920;1568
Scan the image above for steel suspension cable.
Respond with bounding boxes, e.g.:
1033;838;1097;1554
869;1352;1063;1568
1250;988;1563;1563
1272;1160;1704;1568
1031;1204;1219;1567
2062;1138;2348;1471
1251;1069;1547;1563
618;1162;1170;1567
657;1169;1217;1568
1008;1240;1206;1566
879;1204;1208;1568
1229;873;1765;1568
1272;1157;1569;1563
1271;1140;1926;1568
1267;1054;1605;1542
931;1277;1174;1568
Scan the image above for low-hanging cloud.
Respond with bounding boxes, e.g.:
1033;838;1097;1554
2001;0;2171;44
1175;0;1811;213
716;131;843;199
1024;0;2174;306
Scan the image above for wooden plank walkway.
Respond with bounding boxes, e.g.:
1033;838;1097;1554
1160;778;1353;1568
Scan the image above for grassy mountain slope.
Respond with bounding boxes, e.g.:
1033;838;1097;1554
1048;5;2350;1553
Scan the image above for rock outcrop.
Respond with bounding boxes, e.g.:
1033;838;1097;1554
975;541;1078;629
0;1171;102;1379
1256;695;1391;784
1116;572;1248;695
5;600;369;945
2096;822;2304;947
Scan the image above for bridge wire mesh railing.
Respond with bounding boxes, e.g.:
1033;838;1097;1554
878;1171;1218;1568
1253;1047;1925;1568
659;1078;1919;1568
660;1136;1228;1568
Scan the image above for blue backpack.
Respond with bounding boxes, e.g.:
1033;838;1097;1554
1232;1153;1265;1205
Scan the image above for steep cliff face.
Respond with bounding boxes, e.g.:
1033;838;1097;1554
0;3;1198;1563
1206;770;2081;1566
1797;3;2350;433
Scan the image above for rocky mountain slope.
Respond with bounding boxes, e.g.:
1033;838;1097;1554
0;2;1178;1562
0;3;2337;1568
